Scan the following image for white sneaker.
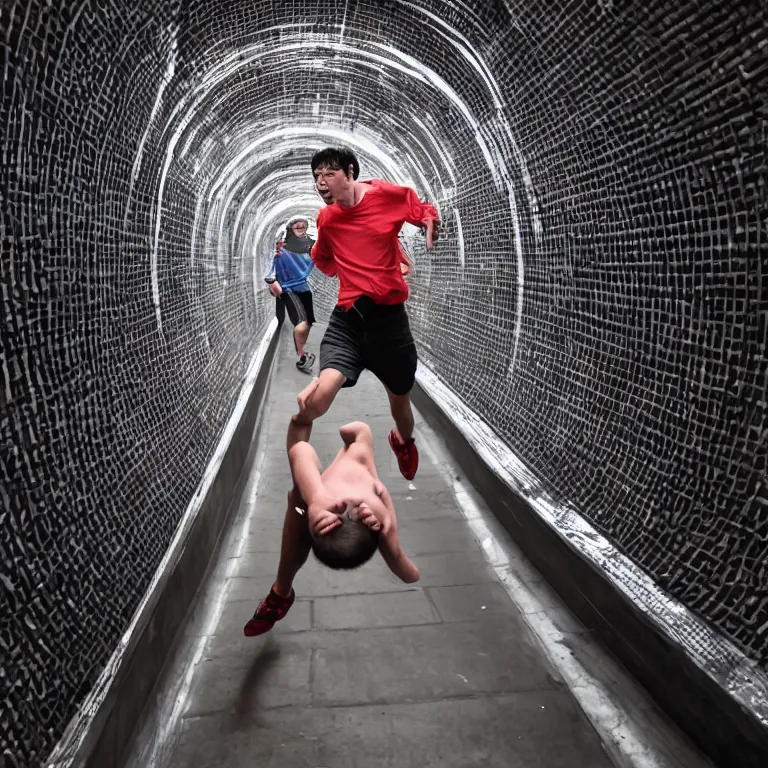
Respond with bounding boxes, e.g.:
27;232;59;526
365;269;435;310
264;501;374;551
296;353;315;375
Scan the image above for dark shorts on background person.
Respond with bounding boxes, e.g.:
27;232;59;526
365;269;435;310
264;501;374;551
275;295;286;323
320;297;418;396
281;290;315;327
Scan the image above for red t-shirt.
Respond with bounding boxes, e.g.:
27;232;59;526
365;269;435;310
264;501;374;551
311;179;438;309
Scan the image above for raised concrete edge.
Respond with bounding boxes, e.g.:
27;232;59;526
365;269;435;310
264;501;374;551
411;362;768;768
45;317;281;768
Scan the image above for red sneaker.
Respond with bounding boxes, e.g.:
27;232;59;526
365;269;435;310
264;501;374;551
389;430;419;481
244;587;295;637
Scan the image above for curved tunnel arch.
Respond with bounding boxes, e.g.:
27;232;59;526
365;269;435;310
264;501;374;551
2;0;767;764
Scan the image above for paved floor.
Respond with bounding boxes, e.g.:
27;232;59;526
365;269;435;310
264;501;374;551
124;325;620;767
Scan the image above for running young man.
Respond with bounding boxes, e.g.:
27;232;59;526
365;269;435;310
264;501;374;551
293;147;439;481
265;218;317;374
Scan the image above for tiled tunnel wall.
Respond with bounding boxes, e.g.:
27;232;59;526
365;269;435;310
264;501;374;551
1;0;766;764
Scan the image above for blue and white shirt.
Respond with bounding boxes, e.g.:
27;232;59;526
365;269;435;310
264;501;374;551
265;247;314;293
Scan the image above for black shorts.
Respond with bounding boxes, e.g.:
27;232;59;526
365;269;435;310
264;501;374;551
281;290;315;327
320;297;418;396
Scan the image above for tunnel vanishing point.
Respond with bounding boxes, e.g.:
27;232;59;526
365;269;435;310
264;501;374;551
1;2;767;767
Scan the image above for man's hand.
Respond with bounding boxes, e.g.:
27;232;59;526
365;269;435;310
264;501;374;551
297;377;321;414
269;281;283;297
287;377;321;450
424;217;440;249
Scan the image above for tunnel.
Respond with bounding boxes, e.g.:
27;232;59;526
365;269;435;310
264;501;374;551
1;1;767;766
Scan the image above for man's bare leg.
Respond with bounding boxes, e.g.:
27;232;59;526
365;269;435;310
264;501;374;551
273;489;312;597
294;321;310;358
386;388;415;443
288;368;347;448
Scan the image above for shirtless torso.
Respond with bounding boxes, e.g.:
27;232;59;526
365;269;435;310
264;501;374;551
321;440;387;518
243;418;419;639
287;421;417;582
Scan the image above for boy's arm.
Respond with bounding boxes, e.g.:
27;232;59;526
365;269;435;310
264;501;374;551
379;525;420;583
287;434;344;537
339;422;379;479
374;481;420;583
287;439;325;503
339;421;371;446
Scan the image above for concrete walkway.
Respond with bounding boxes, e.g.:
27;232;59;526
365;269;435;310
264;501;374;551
125;324;618;767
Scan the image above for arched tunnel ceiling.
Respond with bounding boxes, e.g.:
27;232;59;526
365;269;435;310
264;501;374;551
165;4;535;299
2;1;767;765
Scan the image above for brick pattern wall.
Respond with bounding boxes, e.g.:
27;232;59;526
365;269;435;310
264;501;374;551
1;1;766;764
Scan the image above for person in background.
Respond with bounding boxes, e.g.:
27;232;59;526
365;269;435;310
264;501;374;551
265;219;317;374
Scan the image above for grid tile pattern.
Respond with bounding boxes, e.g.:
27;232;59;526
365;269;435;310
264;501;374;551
1;0;766;765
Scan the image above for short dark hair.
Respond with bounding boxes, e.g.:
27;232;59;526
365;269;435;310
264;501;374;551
311;146;360;179
311;518;379;570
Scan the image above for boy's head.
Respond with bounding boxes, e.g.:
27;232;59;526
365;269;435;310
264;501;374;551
310;503;380;570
